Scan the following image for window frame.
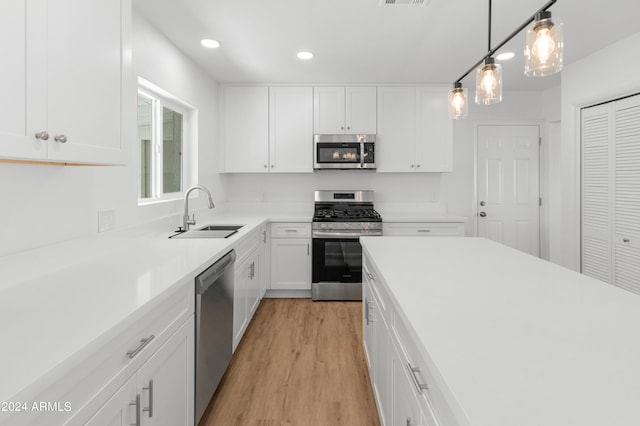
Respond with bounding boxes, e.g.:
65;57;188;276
137;78;196;205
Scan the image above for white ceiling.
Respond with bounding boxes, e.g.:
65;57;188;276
134;0;640;91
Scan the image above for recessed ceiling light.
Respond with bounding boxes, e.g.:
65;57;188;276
297;51;314;60
201;39;220;49
496;52;515;61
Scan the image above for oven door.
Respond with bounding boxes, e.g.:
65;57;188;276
312;236;362;283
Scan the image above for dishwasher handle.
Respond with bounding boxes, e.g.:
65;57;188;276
196;250;236;294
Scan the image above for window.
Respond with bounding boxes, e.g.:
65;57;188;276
137;79;195;203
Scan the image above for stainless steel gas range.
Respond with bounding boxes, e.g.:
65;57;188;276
311;190;382;301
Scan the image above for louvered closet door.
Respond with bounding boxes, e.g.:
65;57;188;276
614;95;640;294
581;104;612;283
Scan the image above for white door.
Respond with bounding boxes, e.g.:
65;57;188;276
477;125;540;256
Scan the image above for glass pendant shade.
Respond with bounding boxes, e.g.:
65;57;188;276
475;58;502;105
448;84;468;119
524;11;563;76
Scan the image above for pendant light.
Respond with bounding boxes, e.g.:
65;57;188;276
475;57;502;105
448;82;468;119
448;0;563;118
474;0;502;105
524;11;563;76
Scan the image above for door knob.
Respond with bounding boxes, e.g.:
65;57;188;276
479;212;487;217
480;201;486;206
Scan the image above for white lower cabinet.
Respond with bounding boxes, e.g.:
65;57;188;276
269;223;311;290
364;251;456;426
233;240;262;351
81;317;194;426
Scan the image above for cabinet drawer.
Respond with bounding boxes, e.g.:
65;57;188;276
11;282;194;426
383;222;465;236
392;310;458;426
233;227;261;264
270;222;311;238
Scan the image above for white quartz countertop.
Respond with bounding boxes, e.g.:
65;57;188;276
360;236;640;426
0;211;280;405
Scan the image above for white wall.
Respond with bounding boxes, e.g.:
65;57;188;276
0;9;223;257
555;31;640;271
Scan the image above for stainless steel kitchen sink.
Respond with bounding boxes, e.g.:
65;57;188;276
169;224;244;239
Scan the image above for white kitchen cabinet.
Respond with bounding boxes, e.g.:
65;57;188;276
269;86;313;172
377;86;452;172
0;0;130;165
383;222;465;237
221;86;313;173
363;250;456;426
56;284;195;426
83;376;137;426
234;243;262;351
221;86;269;172
313;87;377;134
270;223;311;290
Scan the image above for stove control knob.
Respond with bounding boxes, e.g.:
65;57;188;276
321;223;328;229
345;223;351;229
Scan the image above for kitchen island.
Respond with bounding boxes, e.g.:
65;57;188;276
360;236;640;426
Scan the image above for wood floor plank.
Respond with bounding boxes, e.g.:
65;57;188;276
199;299;380;426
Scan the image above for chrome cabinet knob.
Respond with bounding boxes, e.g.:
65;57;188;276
35;131;49;140
479;211;487;217
54;134;67;143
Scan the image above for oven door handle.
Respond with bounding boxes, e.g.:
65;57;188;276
312;230;382;238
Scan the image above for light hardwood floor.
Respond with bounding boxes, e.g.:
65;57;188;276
199;298;380;426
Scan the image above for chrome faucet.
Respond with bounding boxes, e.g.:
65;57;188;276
183;185;215;231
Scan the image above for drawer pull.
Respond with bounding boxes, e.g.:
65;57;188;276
126;335;155;359
623;238;630;243
408;363;430;393
418;229;431;233
143;379;154;418
284;229;298;232
129;394;141;426
365;298;372;325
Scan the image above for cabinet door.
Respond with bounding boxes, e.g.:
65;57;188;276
233;256;251;350
269;86;313;172
393;346;439;426
46;0;128;165
373;294;391;426
415;87;453;172
84;376;137;426
247;251;262;316
0;0;46;160
313;87;345;134
223;86;269;172
377;87;416;172
346;87;377;134
270;238;312;290
137;316;194;426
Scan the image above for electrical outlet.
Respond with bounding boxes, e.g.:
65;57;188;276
98;209;116;232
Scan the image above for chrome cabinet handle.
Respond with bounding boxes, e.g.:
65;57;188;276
418;229;431;233
407;363;430;393
307;243;310;256
126;335;155;359
284;229;297;232
143;379;153;418
416;164;421;168
54;134;67;143
35;131;49;140
129;394;141;426
623;238;630;243
365;297;370;325
262;230;267;243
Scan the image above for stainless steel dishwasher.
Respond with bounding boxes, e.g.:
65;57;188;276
195;249;235;423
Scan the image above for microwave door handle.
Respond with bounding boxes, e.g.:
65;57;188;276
360;142;365;168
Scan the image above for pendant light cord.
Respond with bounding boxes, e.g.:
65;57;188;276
453;0;557;85
487;0;492;55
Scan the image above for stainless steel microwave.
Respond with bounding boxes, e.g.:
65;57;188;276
313;134;376;170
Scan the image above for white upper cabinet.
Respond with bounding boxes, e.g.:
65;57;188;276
222;86;269;173
221;86;313;173
313;87;376;134
377;86;453;173
415;87;453;172
269;86;313;172
0;0;131;165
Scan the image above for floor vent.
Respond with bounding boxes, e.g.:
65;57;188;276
380;0;429;5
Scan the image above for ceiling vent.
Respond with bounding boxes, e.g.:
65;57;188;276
380;0;429;5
